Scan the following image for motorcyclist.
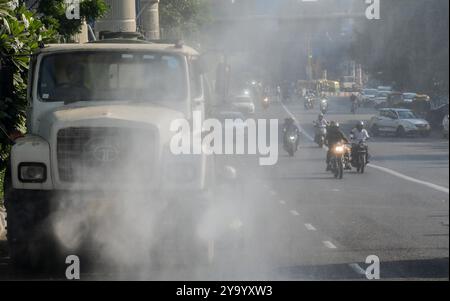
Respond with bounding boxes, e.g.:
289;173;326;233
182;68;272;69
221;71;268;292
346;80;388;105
283;117;299;133
325;121;349;171
315;113;329;128
350;121;370;163
276;85;282;102
320;96;328;111
314;114;329;145
282;117;300;145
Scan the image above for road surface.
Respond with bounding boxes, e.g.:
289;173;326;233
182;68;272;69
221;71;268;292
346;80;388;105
0;97;448;280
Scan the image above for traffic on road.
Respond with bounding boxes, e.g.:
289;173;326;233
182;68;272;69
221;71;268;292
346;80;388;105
0;0;448;283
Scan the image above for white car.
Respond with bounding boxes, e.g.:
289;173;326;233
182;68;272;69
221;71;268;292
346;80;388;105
231;95;255;115
369;108;431;137
402;93;417;103
374;91;390;106
377;86;393;92
362;89;378;105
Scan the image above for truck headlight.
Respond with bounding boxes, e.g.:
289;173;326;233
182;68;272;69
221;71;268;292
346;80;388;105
19;163;47;183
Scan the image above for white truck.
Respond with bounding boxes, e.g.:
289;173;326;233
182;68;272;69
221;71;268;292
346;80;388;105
0;39;218;267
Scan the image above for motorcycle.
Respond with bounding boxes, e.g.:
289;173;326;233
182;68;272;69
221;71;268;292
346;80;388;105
350;139;369;174
283;129;300;157
304;97;314;110
313;122;327;148
329;142;351;179
320;99;328;114
262;96;270;110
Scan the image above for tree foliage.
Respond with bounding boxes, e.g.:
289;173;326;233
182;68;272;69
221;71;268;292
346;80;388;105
34;0;107;40
159;0;210;42
1;0;56;167
0;0;107;168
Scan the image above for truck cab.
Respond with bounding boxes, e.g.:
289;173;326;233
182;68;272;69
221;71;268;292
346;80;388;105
12;40;212;192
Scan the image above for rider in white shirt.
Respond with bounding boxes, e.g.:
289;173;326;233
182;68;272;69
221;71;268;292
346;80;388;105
315;113;329;128
350;121;370;163
351;123;370;143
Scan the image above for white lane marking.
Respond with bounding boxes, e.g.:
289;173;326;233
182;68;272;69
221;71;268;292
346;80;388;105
331;189;340;192
368;164;449;194
279;200;286;205
290;210;300;216
349;263;366;275
270;190;277;196
323;241;337;249
304;223;317;231
281;102;450;195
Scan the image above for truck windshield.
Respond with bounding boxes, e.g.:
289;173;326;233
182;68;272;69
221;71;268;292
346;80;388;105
38;52;187;103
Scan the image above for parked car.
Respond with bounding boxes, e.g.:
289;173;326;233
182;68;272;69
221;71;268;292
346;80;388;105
369;108;431;137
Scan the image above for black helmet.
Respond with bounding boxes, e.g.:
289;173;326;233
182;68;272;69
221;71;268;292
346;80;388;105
285;117;295;124
330;121;340;129
356;121;365;131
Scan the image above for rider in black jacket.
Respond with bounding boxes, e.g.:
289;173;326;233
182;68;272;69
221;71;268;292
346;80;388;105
325;121;349;171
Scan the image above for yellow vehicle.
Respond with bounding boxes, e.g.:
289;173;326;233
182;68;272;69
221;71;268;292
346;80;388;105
410;94;431;119
325;80;340;93
297;80;340;95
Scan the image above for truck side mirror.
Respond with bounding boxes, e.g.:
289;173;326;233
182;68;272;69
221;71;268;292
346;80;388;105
0;63;14;100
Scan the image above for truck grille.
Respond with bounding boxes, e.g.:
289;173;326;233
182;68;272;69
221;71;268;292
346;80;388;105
57;127;156;183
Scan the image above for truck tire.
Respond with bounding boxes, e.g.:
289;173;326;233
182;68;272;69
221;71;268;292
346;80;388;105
3;168;58;270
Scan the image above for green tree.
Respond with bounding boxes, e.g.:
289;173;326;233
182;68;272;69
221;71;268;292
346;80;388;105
1;1;56;168
33;0;108;41
1;0;108;170
159;0;210;42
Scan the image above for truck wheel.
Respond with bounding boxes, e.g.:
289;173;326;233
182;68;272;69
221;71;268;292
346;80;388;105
4;169;57;270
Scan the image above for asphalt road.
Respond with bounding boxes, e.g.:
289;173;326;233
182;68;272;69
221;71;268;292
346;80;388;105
0;97;448;280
